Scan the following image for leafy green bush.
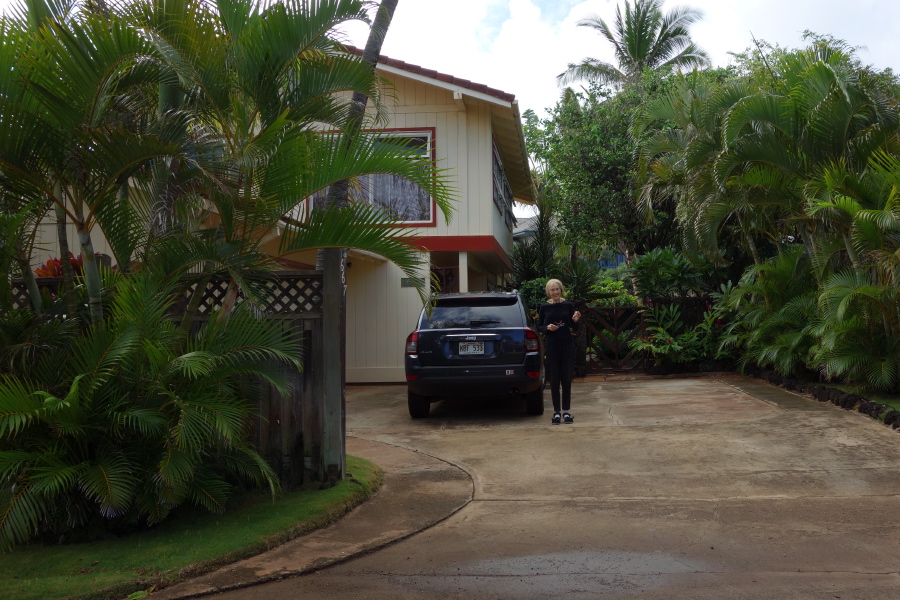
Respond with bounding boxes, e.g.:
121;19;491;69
630;247;714;299
518;277;550;315
815;271;900;393
0;275;300;550
598;264;633;285
718;247;819;376
588;277;641;307
561;259;599;301
629;302;733;365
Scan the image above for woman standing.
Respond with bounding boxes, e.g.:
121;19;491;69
537;279;581;424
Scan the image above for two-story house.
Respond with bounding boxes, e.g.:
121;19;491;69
31;51;534;385
315;51;535;384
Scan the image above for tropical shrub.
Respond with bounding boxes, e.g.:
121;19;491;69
718;247;820;376
510;185;558;288
629;295;736;366
588;277;641;307
629;247;710;299
598;264;633;285
633;37;900;389
518;278;550;316
0;275;300;550
561;258;599;301
815;272;900;392
628;304;691;364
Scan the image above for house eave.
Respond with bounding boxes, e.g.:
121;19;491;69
377;63;514;108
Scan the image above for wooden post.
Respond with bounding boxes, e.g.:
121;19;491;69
321;247;346;483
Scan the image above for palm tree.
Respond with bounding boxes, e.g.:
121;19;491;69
0;274;299;550
125;0;454;323
637;39;900;389
512;177;559;286
0;0;457;547
557;0;710;89
633;73;784;265
0;0;454;324
0;5;189;323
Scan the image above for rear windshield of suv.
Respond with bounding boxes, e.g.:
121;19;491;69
419;297;524;329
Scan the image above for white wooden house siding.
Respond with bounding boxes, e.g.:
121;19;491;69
343;69;530;383
32;222;113;271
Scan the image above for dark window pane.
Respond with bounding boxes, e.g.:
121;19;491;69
420;298;523;329
309;134;432;223
372;173;431;221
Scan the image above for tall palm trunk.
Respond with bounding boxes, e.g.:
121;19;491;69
72;201;103;324
15;250;42;314
179;272;212;334
843;232;862;274
745;232;761;265
325;0;398;211
317;0;399;265
319;0;399;484
54;183;78;318
150;82;185;241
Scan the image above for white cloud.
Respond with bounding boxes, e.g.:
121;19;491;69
3;0;898;121
685;0;900;72
348;0;900;120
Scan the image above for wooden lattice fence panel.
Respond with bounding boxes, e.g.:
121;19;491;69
11;277;62;310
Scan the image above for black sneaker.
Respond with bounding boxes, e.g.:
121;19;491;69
563;413;574;424
551;413;561;425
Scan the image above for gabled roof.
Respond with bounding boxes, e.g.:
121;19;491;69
347;48;516;103
343;46;535;204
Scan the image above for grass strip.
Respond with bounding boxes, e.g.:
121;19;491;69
0;455;382;600
832;384;900;412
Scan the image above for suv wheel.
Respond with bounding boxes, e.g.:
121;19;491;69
524;387;544;415
408;390;430;419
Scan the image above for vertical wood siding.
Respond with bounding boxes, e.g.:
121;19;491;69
346;73;520;382
32;221;113;269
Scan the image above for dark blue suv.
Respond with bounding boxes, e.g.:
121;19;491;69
404;291;544;418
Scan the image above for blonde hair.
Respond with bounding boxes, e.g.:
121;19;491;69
545;278;565;302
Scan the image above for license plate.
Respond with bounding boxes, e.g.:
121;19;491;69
458;341;484;355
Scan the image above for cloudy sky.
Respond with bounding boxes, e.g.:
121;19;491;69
1;0;896;118
338;0;900;118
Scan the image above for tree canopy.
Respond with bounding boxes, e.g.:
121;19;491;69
557;0;710;89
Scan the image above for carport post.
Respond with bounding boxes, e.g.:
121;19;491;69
322;247;346;483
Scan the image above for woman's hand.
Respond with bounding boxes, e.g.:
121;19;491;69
548;323;558;331
573;311;582;323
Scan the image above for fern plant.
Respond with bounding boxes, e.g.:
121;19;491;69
718;247;820;375
815;271;900;391
0;274;300;550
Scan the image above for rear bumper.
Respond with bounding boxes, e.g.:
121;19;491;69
405;355;544;398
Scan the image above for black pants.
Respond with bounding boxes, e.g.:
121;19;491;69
546;341;575;413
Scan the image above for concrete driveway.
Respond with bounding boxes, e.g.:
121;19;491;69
207;374;900;599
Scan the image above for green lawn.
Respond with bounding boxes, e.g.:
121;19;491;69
832;384;900;413
0;456;381;600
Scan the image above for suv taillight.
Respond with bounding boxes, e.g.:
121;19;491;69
405;331;419;354
525;328;540;352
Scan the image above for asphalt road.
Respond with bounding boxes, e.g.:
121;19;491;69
210;374;900;599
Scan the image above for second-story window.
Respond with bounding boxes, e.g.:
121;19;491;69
312;131;433;224
492;141;514;230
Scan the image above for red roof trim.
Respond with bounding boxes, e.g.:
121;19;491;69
342;45;516;104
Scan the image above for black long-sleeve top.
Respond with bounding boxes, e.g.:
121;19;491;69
537;301;576;346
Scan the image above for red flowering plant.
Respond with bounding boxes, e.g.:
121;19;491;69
33;253;83;278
